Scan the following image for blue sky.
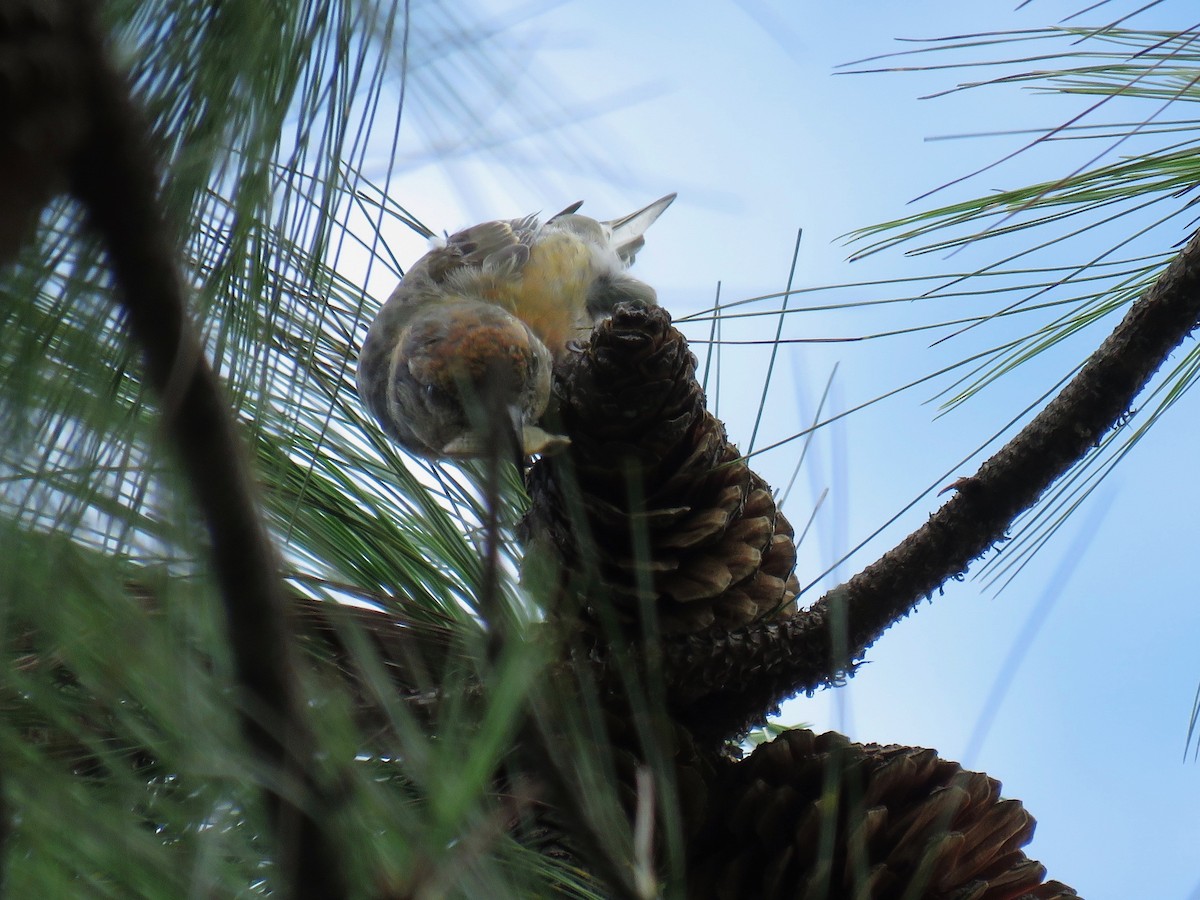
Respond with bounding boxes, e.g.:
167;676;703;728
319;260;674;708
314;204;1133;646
353;2;1200;896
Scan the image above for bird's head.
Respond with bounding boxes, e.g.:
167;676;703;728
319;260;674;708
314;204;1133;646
386;298;562;460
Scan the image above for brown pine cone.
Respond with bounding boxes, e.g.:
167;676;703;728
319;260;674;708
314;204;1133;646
689;729;1079;900
522;301;799;636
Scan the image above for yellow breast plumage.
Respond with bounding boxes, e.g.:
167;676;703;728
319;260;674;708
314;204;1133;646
491;231;596;354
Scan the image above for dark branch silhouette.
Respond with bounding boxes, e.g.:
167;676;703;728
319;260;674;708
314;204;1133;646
1;3;346;895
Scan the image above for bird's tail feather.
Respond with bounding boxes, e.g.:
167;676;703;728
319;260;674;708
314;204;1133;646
604;193;676;263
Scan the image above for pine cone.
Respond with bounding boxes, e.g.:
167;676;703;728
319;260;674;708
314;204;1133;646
689;729;1078;900
522;302;799;636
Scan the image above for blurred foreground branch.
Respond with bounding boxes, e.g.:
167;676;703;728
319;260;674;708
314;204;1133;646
0;3;345;894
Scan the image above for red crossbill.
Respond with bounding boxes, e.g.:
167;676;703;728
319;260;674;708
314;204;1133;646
356;194;676;460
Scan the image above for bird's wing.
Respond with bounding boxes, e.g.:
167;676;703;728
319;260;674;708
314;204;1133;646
404;214;540;287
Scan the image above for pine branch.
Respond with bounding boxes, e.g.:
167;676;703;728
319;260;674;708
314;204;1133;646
665;226;1200;742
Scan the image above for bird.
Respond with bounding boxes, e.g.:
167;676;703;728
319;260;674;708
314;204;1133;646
356;193;676;460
